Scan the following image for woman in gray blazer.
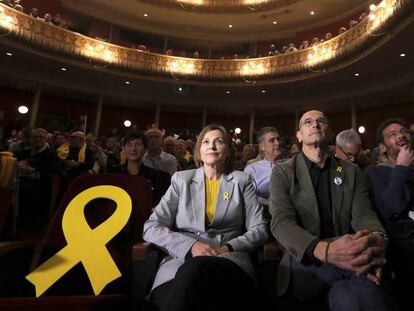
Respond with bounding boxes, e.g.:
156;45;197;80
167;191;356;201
143;124;269;311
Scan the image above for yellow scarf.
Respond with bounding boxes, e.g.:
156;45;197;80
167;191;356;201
0;151;17;188
120;148;126;165
57;142;86;163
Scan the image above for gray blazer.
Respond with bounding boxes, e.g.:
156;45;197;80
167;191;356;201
143;167;269;290
269;153;385;296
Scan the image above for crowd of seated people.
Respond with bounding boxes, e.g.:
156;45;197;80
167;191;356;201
1;0;68;29
2;114;414;309
1;0;372;61
267;11;369;57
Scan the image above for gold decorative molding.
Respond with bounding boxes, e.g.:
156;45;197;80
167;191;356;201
135;0;300;13
0;0;412;85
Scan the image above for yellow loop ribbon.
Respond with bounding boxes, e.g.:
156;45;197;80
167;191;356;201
223;192;230;200
26;185;132;297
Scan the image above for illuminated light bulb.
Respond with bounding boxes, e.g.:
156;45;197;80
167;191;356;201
18;105;29;114
124;120;132;127
358;126;366;134
369;14;376;21
307;53;314;60
369;4;376;10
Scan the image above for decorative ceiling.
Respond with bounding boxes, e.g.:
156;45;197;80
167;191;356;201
61;0;370;41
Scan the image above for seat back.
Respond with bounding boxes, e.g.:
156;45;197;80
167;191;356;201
0;189;14;237
31;174;152;296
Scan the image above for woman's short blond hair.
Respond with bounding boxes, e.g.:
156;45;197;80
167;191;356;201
194;124;235;173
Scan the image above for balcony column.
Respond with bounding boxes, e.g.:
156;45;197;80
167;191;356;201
249;109;255;144
202;107;207;129
351;99;357;130
94;95;103;136
29;85;42;127
155;103;161;128
294;108;299;133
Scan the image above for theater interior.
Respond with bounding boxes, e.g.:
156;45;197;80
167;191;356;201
0;0;413;310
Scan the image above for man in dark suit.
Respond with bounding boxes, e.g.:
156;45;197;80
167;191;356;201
269;110;396;310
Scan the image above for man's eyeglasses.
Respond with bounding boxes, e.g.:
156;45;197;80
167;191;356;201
300;117;328;128
338;145;359;161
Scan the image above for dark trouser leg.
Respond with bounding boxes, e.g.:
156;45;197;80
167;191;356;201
289;259;399;311
151;256;258;311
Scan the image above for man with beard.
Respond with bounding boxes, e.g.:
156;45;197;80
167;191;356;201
270;110;396;310
365;118;414;306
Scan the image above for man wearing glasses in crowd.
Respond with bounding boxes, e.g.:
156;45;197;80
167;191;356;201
269;110;397;310
365;118;414;307
334;129;361;163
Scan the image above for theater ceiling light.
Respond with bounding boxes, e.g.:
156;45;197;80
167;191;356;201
18;105;28;114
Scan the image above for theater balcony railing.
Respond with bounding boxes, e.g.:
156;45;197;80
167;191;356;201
137;0;301;13
0;0;413;86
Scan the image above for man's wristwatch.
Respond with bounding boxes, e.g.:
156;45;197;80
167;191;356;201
371;231;389;243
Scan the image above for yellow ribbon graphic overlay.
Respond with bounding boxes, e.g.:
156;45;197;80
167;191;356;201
26;185;132;297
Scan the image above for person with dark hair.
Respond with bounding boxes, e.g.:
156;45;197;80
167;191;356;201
111;130;170;206
365;118;414;306
270;110;396;310
17;128;59;231
143;124;269;311
244;126;282;206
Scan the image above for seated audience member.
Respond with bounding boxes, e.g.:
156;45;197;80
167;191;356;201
359;12;368;22
43;13;53;24
137;44;147;52
143;124;269;311
192;51;200;58
234;144;257;171
365;118;414;305
299;40;309;50
13;0;23;11
311;37;320;46
289;142;300;157
52;132;67;150
325;32;333;40
143;128;178;176
338;26;347;34
112;130;170;206
349;19;358;28
29;7;39;19
103;136;121;173
175;139;194;170
57;131;95;183
0;150;18;189
163;136;177;156
334;129;361;163
17;128;59;231
245;127;281;207
286;42;297;53
3;0;14;8
270;110;397;310
9;127;31;160
185;138;194;155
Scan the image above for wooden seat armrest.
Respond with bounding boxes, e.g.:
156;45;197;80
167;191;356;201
132;242;150;261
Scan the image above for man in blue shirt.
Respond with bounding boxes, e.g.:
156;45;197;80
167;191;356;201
244;127;282;206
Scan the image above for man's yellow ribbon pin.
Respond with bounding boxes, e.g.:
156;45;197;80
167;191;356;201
26;185;132;297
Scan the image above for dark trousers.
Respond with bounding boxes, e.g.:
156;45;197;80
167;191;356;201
151;256;259;311
287;259;399;311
